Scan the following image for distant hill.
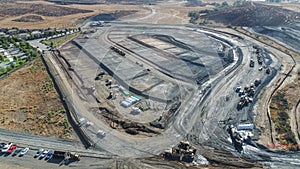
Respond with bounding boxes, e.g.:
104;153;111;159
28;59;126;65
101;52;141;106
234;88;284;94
46;0;161;5
191;2;300;27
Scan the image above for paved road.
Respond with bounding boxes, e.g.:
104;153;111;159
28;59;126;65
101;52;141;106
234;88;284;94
0;128;116;169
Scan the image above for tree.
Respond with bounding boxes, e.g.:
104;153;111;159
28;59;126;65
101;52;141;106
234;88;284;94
221;1;229;7
233;0;242;6
9;64;14;70
50;41;54;48
61;0;66;5
187;0;203;6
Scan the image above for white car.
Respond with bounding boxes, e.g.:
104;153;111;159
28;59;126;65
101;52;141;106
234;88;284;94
20;147;29;156
40;150;49;159
1;142;13;153
34;148;44;158
97;130;106;138
131;107;141;114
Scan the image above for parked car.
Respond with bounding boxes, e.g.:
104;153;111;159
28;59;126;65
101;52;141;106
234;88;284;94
20;147;29;156
7;144;17;153
1;143;13;153
39;150;49;159
0;142;6;149
12;148;22;156
45;150;54;160
34;148;44;158
97;130;106;138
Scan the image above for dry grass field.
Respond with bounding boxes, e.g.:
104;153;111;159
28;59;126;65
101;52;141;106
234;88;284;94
0;0;212;28
0;0;149;29
0;57;77;140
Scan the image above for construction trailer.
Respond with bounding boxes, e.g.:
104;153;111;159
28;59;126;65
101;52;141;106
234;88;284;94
53;151;67;158
237;124;254;130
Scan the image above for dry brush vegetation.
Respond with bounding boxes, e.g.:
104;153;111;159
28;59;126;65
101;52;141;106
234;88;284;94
0;57;77;139
189;2;300;26
270;70;300;150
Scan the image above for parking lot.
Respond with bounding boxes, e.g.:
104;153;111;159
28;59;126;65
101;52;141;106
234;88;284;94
0;142;67;169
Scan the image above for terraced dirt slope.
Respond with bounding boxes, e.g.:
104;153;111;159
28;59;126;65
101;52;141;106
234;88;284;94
252;23;300;51
201;2;300;26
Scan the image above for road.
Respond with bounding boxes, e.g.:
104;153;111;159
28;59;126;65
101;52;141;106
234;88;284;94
0;128;116;169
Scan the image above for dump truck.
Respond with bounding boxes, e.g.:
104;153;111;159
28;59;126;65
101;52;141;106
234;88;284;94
257;52;263;65
266;68;270;74
238;97;248;109
258;58;263;65
244;85;250;93
248;88;255;97
249;59;254;67
235;86;242;93
254;79;261;86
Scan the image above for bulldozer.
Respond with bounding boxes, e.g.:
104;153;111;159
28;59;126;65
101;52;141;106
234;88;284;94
66;152;81;161
164;141;196;163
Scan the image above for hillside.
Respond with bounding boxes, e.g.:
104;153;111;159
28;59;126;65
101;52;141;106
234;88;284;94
190;2;300;26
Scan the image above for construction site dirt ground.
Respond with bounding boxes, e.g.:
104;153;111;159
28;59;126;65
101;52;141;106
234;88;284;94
58;42;166;137
0;57;78;140
209;22;300;151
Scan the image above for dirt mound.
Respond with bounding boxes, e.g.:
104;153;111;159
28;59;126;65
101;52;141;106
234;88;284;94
99;107;161;137
0;2;92;18
201;2;300;26
91;10;137;21
12;15;44;22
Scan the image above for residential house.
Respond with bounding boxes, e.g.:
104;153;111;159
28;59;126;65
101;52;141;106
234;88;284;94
31;30;42;38
7;29;18;36
20;55;28;60
18;33;29;39
19;29;28;33
13;52;26;58
0;32;5;37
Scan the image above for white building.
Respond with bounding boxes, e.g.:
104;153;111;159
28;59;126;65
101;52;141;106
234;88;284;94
237;124;254;130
